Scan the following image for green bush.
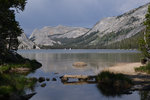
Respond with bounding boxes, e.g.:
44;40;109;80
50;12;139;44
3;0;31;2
97;71;133;96
135;63;150;74
0;74;37;95
0;59;42;73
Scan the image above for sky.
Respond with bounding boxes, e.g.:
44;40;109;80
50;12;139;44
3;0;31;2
16;0;150;35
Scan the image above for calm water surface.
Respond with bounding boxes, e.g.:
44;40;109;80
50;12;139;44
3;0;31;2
18;49;143;100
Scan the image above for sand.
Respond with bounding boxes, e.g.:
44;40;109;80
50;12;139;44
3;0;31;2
103;62;142;75
103;62;150;84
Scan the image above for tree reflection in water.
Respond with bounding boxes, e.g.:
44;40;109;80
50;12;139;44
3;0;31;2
140;91;150;100
0;73;37;100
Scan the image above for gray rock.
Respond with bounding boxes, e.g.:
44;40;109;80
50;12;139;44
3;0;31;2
38;77;45;83
52;78;57;81
41;83;46;87
27;3;150;48
46;78;50;81
85;3;149;46
29;25;89;46
18;33;40;49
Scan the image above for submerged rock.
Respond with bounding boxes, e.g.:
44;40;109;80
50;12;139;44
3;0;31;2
73;62;87;67
41;83;46;87
141;58;147;65
52;78;57;81
54;72;59;74
46;78;50;81
38;77;45;83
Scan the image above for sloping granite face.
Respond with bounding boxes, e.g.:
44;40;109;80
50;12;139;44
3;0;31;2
29;25;89;46
18;33;40;49
84;3;149;46
20;3;150;49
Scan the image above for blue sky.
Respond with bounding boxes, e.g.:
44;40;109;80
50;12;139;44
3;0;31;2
16;0;149;35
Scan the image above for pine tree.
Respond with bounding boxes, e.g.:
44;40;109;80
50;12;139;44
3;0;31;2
0;0;27;63
139;5;150;60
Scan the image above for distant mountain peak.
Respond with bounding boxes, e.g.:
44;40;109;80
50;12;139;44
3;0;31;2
20;3;149;49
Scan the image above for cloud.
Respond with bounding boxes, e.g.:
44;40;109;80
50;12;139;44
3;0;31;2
116;0;149;13
16;0;150;35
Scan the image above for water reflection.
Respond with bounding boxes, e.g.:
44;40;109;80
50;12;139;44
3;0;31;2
140;91;150;100
0;73;37;100
18;50;143;100
20;52;141;75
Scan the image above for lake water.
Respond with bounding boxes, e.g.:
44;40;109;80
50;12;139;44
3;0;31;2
18;49;145;100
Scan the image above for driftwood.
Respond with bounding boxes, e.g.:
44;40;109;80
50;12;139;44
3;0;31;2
62;81;97;85
62;75;96;79
60;75;96;82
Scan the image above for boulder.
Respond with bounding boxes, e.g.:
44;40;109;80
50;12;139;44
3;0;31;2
73;62;87;67
46;78;50;81
41;83;46;87
38;77;45;83
52;78;57;81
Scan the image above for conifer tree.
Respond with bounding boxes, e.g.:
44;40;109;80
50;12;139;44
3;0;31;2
0;0;27;63
139;5;150;60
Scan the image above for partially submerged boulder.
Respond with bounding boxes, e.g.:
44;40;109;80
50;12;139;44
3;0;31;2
52;78;57;81
141;58;147;65
41;83;46;87
73;62;87;67
38;77;45;83
46;78;50;81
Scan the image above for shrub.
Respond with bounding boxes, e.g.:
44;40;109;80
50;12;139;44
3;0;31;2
135;63;150;74
96;71;133;96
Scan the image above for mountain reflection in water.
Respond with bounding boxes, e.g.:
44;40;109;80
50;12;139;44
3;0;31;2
18;49;146;100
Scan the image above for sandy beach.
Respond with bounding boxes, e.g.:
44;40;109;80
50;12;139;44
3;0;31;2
103;62;150;84
103;62;142;75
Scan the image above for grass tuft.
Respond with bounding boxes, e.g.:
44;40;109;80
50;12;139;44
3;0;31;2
135;63;150;74
96;71;133;96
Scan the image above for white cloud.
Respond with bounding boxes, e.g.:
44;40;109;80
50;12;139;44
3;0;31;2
116;0;149;13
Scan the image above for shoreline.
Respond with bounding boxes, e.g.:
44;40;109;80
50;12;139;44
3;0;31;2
103;62;142;75
103;62;150;85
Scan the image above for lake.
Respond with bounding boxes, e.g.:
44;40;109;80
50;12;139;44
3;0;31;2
18;49;146;100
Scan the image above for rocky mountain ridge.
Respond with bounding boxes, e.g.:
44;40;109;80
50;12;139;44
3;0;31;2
19;3;150;49
29;25;89;47
85;3;147;46
18;33;40;49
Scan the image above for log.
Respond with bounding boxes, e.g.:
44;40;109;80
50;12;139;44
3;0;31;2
62;81;97;85
60;75;97;83
62;75;96;79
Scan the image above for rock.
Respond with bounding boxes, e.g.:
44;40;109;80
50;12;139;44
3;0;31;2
38;77;45;83
52;78;57;81
22;93;36;100
18;33;40;49
141;58;147;64
46;78;50;81
73;62;87;67
27;3;149;49
10;68;31;73
78;78;87;81
54;72;59;74
61;77;68;82
84;3;149;47
41;83;46;87
29;26;89;47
